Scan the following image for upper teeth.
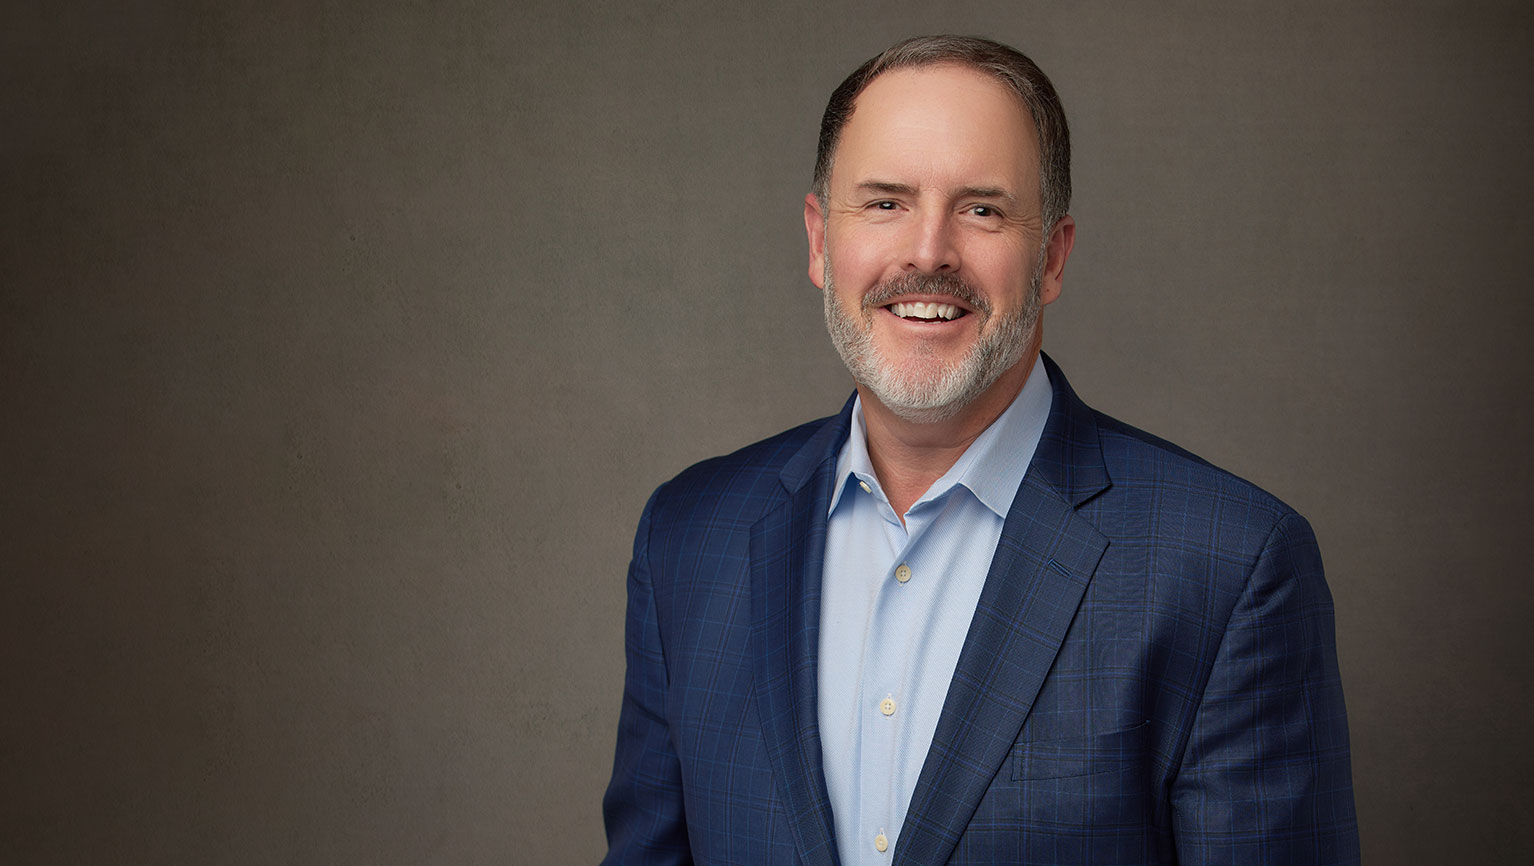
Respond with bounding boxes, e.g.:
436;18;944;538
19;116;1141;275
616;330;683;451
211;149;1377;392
890;301;961;320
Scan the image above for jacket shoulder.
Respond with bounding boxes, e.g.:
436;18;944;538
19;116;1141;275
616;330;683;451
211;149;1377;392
1087;409;1307;547
646;413;840;531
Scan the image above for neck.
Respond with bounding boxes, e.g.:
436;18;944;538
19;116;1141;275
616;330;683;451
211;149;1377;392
859;344;1041;518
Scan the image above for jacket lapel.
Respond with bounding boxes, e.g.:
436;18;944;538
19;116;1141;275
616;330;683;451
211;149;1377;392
750;399;852;866
895;355;1111;865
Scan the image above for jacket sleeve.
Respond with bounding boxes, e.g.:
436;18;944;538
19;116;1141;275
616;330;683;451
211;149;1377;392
1171;510;1360;864
601;487;692;865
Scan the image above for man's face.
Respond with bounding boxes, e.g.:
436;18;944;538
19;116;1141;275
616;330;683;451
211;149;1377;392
805;64;1070;423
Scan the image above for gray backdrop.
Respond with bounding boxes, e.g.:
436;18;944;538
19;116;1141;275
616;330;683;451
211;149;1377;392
5;1;1531;863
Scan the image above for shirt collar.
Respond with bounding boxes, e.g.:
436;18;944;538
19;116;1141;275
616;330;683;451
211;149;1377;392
828;353;1053;519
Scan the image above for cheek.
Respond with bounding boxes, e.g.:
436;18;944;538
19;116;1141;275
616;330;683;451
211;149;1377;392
968;247;1039;300
827;243;893;297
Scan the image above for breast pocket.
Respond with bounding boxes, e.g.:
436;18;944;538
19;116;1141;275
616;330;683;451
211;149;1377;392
992;719;1155;850
1011;719;1151;780
958;721;1156;861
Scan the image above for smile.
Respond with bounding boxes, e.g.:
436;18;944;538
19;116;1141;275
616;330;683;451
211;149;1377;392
887;301;965;322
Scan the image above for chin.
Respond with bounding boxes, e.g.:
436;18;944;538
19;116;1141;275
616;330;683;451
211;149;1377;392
863;328;1038;425
861;355;1003;424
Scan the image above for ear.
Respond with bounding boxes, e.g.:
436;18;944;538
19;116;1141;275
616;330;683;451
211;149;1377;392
1038;214;1075;306
804;192;827;289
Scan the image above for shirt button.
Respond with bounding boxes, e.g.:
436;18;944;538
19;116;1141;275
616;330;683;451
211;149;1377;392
874;832;889;852
858;480;872;494
880;696;896;716
894;564;912;583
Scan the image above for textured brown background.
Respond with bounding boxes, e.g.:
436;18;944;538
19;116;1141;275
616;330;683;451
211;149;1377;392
4;1;1531;863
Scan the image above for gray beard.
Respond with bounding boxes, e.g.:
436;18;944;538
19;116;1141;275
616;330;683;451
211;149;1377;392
822;255;1043;424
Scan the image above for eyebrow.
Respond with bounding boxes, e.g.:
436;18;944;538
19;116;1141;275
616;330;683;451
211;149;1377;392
855;181;919;196
854;181;1018;205
958;186;1018;205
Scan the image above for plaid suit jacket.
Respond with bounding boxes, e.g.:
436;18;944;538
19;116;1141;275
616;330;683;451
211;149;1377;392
602;354;1359;865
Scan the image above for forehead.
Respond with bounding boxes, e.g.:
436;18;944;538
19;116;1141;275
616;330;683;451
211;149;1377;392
833;64;1039;197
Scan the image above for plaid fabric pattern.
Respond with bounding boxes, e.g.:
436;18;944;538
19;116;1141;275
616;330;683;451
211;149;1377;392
602;354;1359;865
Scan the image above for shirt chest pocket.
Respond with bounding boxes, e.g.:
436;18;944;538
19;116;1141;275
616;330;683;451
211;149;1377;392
1011;720;1151;780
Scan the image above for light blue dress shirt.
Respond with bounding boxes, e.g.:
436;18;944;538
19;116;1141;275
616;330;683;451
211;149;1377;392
817;355;1053;864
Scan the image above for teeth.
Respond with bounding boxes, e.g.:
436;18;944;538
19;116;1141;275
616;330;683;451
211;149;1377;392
890;301;962;320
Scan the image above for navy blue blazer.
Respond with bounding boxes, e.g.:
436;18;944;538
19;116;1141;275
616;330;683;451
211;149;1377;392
602;355;1358;865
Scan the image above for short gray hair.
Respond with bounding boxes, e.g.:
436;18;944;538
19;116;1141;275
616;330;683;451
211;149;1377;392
812;35;1071;233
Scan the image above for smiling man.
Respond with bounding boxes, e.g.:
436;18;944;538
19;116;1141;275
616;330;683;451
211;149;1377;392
602;35;1358;866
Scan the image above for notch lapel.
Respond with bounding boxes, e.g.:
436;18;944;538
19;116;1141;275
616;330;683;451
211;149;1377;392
749;402;850;866
895;355;1112;864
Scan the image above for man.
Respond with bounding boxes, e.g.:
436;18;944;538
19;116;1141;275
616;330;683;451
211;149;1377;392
602;35;1358;865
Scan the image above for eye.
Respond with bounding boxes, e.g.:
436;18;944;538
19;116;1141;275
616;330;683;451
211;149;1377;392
872;200;898;211
968;204;999;218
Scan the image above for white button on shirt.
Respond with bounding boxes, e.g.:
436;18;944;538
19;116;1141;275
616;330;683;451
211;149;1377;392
818;355;1052;866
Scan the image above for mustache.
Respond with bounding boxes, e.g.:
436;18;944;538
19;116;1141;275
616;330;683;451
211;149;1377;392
861;272;991;315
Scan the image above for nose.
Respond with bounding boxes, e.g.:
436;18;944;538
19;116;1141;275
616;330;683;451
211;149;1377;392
904;210;960;273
